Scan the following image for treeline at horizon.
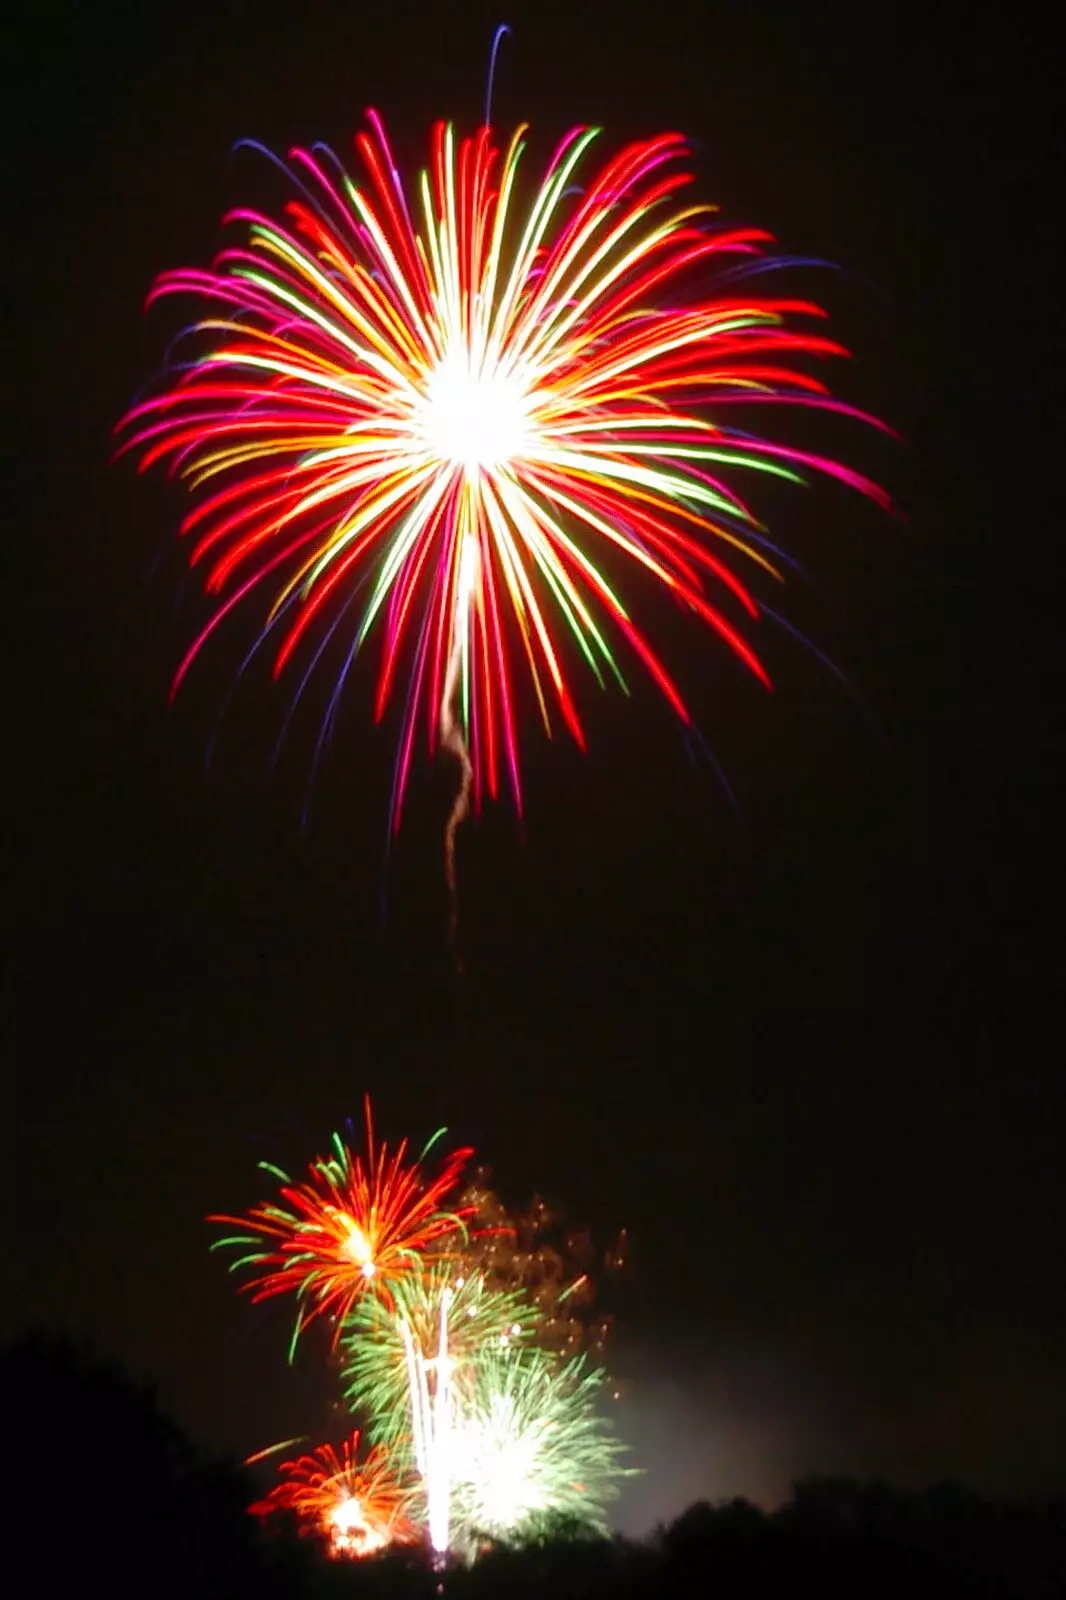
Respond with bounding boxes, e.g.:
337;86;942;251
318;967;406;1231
7;1333;1064;1598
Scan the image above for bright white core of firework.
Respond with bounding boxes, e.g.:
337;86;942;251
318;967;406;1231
419;352;529;473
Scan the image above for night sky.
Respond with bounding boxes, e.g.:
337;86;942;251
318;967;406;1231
6;0;1064;1532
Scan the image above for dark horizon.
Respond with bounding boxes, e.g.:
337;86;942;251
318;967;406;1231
5;0;1064;1535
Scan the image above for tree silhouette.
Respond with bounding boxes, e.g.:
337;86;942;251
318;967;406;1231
1;1333;277;1597
5;1335;1063;1597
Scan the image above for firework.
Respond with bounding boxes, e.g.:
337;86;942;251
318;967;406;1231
250;1431;417;1556
210;1098;472;1353
343;1263;535;1550
456;1175;624;1363
118;114;887;855
343;1263;535;1453
214;1104;631;1557
450;1344;629;1547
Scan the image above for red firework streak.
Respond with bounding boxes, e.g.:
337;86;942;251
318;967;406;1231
250;1430;418;1557
211;1098;474;1354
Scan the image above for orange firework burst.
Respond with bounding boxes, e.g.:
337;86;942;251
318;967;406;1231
457;1174;625;1364
211;1098;473;1352
250;1431;418;1557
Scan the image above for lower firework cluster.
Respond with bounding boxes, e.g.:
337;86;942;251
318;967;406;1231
213;1100;629;1560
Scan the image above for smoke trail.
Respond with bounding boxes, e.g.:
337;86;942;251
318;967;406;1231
439;534;480;969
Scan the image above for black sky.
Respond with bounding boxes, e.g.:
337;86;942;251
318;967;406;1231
5;0;1064;1530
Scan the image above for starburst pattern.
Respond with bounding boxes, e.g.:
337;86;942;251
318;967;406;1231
342;1264;535;1458
250;1431;417;1556
451;1344;629;1545
210;1099;472;1352
118;114;887;829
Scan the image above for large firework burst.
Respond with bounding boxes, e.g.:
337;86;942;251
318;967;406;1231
341;1263;535;1457
210;1099;472;1353
450;1344;629;1546
118;114;887;855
